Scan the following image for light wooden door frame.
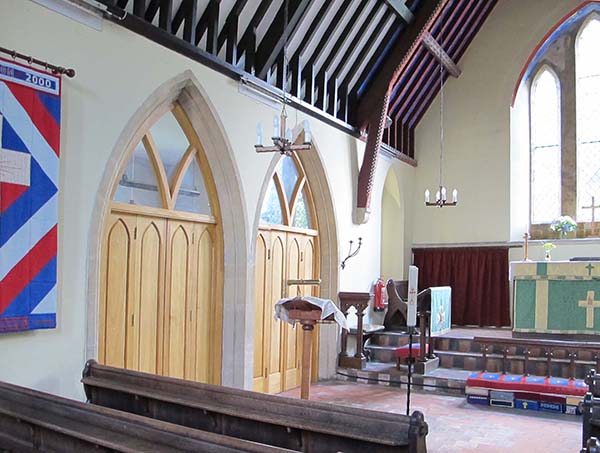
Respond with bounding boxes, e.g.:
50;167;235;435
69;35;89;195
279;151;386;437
253;227;320;394
99;102;223;385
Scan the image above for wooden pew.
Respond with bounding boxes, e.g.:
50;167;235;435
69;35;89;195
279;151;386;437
82;360;428;453
583;437;600;453
583;370;600;449
0;379;293;452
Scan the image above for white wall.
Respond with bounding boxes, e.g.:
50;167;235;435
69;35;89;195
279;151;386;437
412;0;600;260
0;0;414;399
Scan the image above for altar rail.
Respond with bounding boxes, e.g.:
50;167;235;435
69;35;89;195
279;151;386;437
475;337;600;379
82;360;428;453
0;379;289;452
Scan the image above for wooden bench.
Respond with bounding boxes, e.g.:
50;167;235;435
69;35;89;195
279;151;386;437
0;379;292;452
82;360;428;453
583;370;600;449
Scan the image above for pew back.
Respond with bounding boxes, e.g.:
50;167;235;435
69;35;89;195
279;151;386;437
0;379;292;452
82;361;428;453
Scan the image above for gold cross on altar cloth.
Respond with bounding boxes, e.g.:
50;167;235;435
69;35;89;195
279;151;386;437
578;291;600;328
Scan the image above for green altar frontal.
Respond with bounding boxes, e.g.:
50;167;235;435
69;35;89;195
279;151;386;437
512;261;600;335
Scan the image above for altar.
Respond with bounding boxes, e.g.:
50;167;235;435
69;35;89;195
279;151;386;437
512;261;600;337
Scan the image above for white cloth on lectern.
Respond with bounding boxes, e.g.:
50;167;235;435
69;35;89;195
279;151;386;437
274;296;349;330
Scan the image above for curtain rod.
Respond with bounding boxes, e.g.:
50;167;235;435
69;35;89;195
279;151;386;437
0;46;76;78
412;241;523;249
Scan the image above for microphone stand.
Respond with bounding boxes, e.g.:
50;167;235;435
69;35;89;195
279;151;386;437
406;325;414;416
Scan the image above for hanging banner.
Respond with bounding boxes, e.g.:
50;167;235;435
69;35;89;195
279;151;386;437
0;57;60;333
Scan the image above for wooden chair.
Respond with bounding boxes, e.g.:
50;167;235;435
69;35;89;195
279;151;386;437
384;280;434;362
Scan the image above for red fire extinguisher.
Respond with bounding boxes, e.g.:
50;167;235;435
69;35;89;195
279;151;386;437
373;277;386;311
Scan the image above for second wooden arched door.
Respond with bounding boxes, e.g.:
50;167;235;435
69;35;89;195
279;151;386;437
253;155;320;394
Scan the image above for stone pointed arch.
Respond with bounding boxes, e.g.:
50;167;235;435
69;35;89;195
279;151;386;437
252;127;340;380
86;70;250;388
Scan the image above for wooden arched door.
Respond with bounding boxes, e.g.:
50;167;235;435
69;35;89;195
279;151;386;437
253;155;320;393
99;103;223;385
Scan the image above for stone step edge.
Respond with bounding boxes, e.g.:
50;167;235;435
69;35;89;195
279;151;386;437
335;366;467;395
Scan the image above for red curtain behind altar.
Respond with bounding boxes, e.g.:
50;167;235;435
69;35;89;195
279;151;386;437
412;247;511;327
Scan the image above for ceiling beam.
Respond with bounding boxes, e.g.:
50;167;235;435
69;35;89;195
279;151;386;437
300;0;353;103
314;0;371;108
421;32;461;77
237;0;273;73
354;0;448;222
355;0;447;127
256;0;312;80
217;0;248;52
132;0;146;16
384;0;414;24
145;0;160;22
388;0;472;118
290;0;334;64
346;17;401;108
409;0;497;128
325;10;388;114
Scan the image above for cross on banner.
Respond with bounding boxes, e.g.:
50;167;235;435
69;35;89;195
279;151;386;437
578;291;600;328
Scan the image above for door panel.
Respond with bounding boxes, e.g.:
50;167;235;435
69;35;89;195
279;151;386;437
254;229;319;394
253;232;269;391
194;225;214;383
101;215;136;368
165;222;192;379
283;236;302;391
136;218;166;375
267;232;285;393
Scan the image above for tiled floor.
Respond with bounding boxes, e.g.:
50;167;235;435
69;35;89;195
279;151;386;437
280;381;581;453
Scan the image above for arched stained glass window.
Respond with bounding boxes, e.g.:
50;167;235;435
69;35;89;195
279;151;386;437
260;155;315;229
530;68;561;224
576;18;600;222
292;188;312;229
113;104;212;216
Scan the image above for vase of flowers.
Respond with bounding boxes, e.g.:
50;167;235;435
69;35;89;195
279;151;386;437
550;215;577;238
543;242;556;261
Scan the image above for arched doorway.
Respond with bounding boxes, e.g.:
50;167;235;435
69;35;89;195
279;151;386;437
253;154;320;393
98;101;223;385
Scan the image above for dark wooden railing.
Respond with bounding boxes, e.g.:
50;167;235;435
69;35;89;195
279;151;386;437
475;337;600;379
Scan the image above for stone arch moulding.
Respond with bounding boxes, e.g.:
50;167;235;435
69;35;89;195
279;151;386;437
86;70;251;388
512;1;600;106
251;128;340;380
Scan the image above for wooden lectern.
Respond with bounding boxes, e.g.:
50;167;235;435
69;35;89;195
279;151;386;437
278;298;334;400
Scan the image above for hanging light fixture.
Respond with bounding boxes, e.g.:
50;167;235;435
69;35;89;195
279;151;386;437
255;0;311;156
424;16;458;208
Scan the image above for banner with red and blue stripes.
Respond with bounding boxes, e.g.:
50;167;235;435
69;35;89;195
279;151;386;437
0;57;60;333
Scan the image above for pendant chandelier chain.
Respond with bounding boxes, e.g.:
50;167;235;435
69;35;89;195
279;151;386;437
423;4;457;208
253;0;312;155
439;35;444;190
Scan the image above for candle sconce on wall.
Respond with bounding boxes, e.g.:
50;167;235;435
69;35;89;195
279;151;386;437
341;237;362;270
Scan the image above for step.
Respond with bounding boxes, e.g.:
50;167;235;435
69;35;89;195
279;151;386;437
364;345;399;363
336;364;468;397
368;331;414;347
364;343;432;363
